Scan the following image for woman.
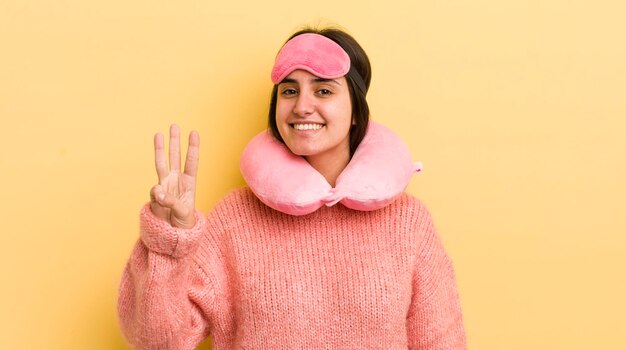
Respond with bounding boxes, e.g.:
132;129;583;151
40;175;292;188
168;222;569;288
118;27;467;349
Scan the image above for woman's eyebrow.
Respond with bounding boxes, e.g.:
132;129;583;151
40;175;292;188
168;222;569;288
279;78;297;85
313;78;341;85
279;77;341;86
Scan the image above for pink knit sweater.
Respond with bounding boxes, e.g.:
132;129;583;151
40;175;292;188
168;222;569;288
118;187;466;349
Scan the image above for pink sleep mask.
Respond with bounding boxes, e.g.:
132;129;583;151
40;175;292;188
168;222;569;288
240;122;423;216
271;33;351;84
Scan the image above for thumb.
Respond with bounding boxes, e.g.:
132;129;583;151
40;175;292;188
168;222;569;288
152;185;180;210
149;185;169;218
152;186;193;226
150;185;167;206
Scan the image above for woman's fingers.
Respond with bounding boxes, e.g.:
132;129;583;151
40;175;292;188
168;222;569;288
169;124;181;172
150;184;166;203
149;184;181;212
154;133;168;181
151;125;198;224
184;130;200;177
155;125;197;180
150;184;194;227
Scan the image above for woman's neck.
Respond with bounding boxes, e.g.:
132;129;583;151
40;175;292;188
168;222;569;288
305;149;350;187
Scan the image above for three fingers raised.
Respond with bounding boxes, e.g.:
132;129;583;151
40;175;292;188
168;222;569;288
154;125;200;181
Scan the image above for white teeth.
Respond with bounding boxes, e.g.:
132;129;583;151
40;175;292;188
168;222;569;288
293;123;323;131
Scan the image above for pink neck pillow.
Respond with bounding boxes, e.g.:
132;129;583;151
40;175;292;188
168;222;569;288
240;122;423;216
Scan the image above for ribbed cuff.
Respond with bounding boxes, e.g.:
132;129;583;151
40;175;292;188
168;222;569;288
139;203;206;258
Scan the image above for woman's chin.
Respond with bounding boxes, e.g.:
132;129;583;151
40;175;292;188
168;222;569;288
286;146;316;157
282;139;316;157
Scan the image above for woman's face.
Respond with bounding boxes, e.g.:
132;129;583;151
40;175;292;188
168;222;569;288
275;69;352;163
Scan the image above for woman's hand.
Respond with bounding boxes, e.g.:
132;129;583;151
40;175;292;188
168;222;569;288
149;124;200;229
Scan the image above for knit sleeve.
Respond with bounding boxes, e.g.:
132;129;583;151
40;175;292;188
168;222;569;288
117;203;215;350
406;203;467;350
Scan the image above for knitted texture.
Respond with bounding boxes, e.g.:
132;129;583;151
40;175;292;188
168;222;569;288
118;187;466;349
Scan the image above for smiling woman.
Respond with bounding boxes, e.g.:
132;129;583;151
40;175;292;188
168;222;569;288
117;26;467;349
268;29;371;159
275;70;353;186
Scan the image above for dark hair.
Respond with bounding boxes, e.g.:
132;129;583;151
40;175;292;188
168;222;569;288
267;27;372;156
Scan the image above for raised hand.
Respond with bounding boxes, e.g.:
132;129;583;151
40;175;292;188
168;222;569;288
149;124;200;229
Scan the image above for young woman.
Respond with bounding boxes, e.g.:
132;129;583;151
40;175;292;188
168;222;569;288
118;27;466;349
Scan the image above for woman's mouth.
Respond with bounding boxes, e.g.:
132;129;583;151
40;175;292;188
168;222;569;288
291;123;324;131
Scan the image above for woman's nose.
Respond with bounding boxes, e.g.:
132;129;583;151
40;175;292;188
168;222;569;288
293;92;314;117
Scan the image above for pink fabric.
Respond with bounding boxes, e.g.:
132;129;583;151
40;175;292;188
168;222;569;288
240;122;423;216
118;188;466;349
271;33;351;84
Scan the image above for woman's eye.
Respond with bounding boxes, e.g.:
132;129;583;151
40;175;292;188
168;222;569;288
281;88;297;96
317;89;332;95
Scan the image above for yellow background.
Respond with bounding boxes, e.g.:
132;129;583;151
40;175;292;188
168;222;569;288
1;0;624;349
